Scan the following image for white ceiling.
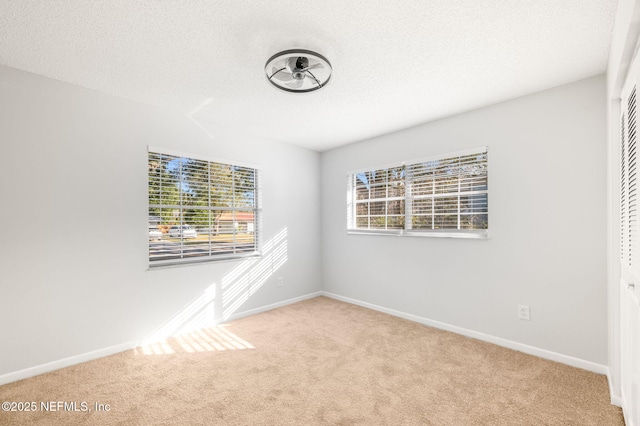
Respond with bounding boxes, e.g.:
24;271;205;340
0;1;618;151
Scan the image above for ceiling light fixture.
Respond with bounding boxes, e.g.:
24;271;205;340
265;49;332;93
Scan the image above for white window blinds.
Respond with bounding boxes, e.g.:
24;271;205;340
405;151;488;232
348;147;488;238
148;148;260;266
351;166;406;231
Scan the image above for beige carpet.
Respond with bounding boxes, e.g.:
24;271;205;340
0;296;624;425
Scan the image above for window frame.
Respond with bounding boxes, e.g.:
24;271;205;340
148;146;262;267
347;146;488;239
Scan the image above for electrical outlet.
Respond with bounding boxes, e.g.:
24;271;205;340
277;277;284;287
518;305;531;321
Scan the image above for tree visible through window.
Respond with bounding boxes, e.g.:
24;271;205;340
348;147;488;238
148;148;260;265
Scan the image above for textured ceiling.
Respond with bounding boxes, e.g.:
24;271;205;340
0;0;618;151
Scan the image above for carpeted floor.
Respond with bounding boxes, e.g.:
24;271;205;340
0;296;624;425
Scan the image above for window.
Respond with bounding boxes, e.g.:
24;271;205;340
148;147;260;266
347;147;488;238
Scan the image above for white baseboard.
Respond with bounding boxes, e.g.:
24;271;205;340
321;292;609;376
0;291;323;387
0;341;138;387
225;291;323;322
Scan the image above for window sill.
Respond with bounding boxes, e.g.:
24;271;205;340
347;229;489;239
148;251;261;270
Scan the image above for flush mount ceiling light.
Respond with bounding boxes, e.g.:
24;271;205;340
265;49;332;93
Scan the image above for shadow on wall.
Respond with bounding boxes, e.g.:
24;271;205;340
137;228;288;355
222;227;287;320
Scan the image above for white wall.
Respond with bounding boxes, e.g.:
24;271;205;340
321;75;608;365
0;65;322;377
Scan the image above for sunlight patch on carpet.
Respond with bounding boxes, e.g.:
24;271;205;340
136;325;254;355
